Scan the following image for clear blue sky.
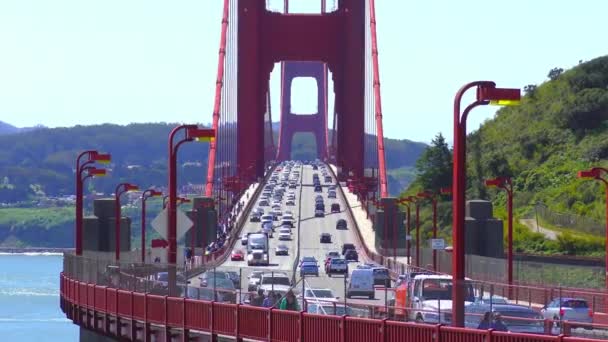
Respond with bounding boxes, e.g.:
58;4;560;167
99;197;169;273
0;0;606;143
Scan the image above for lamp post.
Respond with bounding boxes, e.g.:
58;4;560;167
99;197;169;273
114;183;139;261
484;177;514;290
406;196;422;267
452;81;520;327
75;151;111;256
141;189;162;263
168;125;214;294
163;195;190;209
578;167;608;289
398;197;413;263
418;191;439;271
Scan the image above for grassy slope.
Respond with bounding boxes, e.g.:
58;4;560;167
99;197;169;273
402;55;608;257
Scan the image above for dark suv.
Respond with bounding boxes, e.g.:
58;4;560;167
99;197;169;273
344;249;359;262
331;203;340;213
320;233;332;243
336;219;347;229
342;243;356;255
372;267;391;287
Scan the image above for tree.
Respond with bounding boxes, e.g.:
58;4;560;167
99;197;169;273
548;67;563;81
414;133;453;191
523;84;537;98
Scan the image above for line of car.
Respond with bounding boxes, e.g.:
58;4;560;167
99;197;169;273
234;161;302;261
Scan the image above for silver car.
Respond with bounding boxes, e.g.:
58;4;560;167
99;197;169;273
541;298;592;324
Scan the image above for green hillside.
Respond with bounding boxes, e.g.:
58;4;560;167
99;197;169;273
0;122;425;247
403;56;608;256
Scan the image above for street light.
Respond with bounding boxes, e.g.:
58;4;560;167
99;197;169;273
114;182;138;261
417;191;439;271
401;196;422;267
452;81;520;327
578;167;608;289
162;195;191;209
484;176;514;291
398;196;415;264
168;125;214;294
75;151;111;256
141;189;162;263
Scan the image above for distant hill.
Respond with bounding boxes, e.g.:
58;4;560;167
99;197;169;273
0;122;426;201
0;121;47;135
0;121;19;135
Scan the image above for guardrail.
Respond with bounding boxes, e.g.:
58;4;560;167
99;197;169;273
191;163;276;274
62;272;600;342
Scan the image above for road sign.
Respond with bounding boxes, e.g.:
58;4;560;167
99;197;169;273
176;209;194;240
405;235;412;241
431;238;445;250
151;207;194;240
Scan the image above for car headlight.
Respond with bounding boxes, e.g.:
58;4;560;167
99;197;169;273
263;254;268;259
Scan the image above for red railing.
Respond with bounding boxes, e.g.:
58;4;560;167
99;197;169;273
62;273;603;342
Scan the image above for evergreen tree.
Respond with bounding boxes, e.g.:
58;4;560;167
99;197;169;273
414;133;453;190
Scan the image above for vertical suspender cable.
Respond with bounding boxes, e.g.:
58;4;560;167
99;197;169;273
205;0;230;197
368;0;388;197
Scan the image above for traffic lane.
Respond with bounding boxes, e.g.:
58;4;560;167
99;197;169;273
297;165;388;309
192;165;303;297
223;165;303;271
297;165;363;302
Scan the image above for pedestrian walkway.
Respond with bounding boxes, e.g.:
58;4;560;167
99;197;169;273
520;218;558;240
328;164;411;267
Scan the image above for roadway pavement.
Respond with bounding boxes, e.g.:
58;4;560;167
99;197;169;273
191;161;389;310
296;164;388;307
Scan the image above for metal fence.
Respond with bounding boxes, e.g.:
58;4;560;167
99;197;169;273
534;202;604;236
64;252;375;315
417;247;606;290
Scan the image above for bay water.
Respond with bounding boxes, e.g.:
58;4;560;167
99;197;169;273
0;253;78;341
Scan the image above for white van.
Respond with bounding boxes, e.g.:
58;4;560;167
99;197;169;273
346;269;375;299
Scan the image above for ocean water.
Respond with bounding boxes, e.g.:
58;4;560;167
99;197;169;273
0;253;79;341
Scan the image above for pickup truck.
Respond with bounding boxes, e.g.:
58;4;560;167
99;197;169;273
407;274;475;324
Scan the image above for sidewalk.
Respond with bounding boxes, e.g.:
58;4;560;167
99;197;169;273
520;218;558;240
329;164;411;267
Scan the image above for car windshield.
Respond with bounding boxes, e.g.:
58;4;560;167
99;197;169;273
305;289;334;298
309;305;354;316
373;269;389;277
499;310;543;326
204;272;227;279
332;259;345;264
563;300;588;308
261;277;290;286
206;278;235;289
157;273;168;281
421;279;474;301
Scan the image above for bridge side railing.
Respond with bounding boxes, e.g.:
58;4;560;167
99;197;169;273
61;269;602;342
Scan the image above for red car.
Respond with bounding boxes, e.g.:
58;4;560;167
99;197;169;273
231;249;244;261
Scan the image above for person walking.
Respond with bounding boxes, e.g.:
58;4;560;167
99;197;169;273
491;312;509;332
250;289;265;307
279;289;300;311
477;311;491;329
263;291;276;308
